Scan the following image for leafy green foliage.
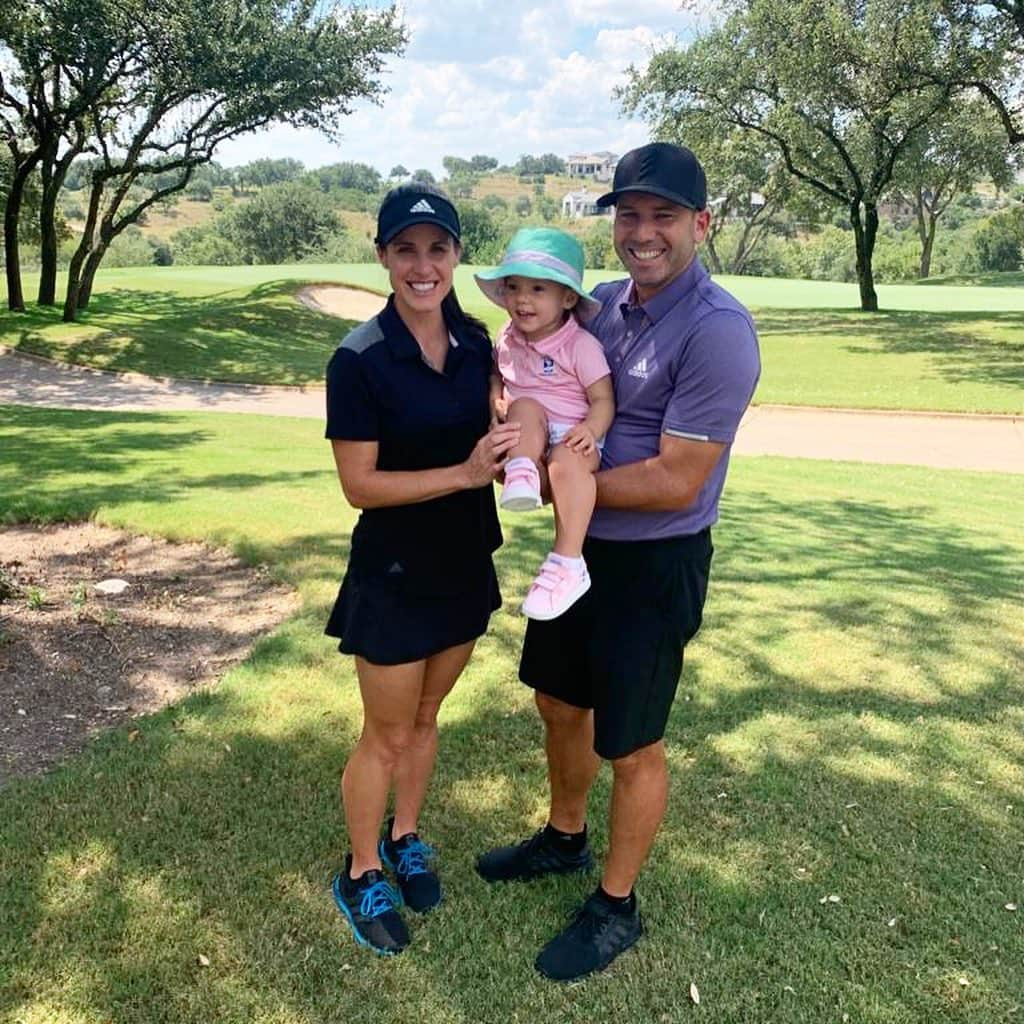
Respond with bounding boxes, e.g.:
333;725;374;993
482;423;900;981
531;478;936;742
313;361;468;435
304;162;382;195
620;0;967;308
219;183;343;265
969;207;1024;272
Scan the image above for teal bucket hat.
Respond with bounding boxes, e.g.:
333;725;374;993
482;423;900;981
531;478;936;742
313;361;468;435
475;227;601;321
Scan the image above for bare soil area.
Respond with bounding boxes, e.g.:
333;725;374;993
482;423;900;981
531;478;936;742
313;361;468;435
0;523;299;786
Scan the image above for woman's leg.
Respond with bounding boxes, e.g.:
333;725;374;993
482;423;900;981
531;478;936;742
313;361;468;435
391;639;476;838
547;445;600;558
342;657;426;876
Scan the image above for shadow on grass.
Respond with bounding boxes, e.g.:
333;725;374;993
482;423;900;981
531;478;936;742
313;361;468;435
1;424;1022;1019
755;307;1024;392
2;280;355;385
0;407;334;528
914;270;1024;288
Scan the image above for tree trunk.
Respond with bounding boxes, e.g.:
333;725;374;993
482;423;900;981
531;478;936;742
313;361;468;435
850;199;879;312
77;164;195;309
4;153;41;312
63;175;104;322
37;183;60;305
704;235;723;274
78;247;106;309
38;137;86;305
919;219;936;279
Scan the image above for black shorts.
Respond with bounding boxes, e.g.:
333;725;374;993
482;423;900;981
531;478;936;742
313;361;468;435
326;558;501;666
519;532;712;760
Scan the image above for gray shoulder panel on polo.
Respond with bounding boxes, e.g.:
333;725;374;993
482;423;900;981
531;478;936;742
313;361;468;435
338;318;386;355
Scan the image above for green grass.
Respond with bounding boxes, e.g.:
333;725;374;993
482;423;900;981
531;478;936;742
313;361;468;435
2;265;1023;410
1;403;1022;1023
753;308;1024;412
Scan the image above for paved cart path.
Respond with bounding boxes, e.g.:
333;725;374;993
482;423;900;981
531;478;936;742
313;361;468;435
2;281;1021;475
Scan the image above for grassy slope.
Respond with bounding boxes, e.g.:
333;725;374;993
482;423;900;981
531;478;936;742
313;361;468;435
2;265;1022;410
0;404;1022;1023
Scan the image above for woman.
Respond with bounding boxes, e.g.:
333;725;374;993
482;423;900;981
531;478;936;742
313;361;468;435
325;183;519;956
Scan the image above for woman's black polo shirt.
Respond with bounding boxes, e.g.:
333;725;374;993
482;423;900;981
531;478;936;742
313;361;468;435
325;296;502;595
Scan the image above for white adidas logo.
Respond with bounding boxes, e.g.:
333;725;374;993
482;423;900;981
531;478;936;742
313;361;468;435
627;357;649;380
409;199;435;214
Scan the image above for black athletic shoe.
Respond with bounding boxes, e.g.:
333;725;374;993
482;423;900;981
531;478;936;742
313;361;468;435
535;890;644;981
379;821;441;913
331;856;409;956
476;827;593;883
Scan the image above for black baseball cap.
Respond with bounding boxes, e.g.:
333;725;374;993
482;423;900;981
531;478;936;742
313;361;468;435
376;184;461;245
596;142;707;210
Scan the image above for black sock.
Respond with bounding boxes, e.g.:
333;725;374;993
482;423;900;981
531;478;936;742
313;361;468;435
543;822;588;854
596;885;637;915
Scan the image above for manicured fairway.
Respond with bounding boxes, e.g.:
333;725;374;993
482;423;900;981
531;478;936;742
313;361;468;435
2;266;1023;411
1;404;1021;1024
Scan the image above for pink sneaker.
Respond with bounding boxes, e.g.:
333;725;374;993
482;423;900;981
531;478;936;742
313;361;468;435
500;460;541;511
521;557;591;621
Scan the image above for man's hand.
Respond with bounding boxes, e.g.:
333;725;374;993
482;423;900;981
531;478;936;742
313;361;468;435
561;422;597;456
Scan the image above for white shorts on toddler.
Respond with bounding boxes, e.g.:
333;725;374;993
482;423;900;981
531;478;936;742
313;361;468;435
548;421;605;451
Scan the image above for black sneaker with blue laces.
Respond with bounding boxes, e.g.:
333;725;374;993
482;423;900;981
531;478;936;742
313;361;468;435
331;854;409;955
534;888;644;981
379;818;441;913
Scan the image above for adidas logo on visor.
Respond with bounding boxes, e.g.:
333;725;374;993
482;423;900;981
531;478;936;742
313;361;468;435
409;199;436;214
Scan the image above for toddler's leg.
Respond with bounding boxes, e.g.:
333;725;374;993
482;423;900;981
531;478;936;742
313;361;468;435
520;445;599;622
548;445;600;558
500;398;547;511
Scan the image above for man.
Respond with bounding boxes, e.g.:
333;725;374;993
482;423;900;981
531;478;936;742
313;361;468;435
476;142;761;981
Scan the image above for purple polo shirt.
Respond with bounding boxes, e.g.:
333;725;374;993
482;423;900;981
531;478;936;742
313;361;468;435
586;258;760;541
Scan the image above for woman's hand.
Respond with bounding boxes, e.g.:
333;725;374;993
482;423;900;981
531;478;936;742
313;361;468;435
463;421;521;487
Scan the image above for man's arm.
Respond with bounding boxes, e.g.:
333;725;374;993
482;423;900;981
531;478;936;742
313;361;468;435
594;433;725;512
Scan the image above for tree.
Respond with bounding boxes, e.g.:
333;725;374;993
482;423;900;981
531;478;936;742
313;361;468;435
620;0;957;310
306;161;381;194
469;154;498;172
664;112;801;274
0;0;404;318
0;0;124;309
219;181;342;263
442;155;472;177
235;158;305;190
458;202;501;264
514;153;566;176
890;100;1016;276
936;2;1024;147
411;168;436;185
535;194;560;221
969;205;1024;270
388;164;409;179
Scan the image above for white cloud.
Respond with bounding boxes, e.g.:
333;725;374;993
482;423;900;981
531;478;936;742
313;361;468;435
214;7;691;174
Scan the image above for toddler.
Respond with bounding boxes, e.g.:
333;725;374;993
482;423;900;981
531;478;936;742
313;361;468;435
475;227;614;620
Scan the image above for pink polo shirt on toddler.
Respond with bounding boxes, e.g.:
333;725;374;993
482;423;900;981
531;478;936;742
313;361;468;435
495;315;611;425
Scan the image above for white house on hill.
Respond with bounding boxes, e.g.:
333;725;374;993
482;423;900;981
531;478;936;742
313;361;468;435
562;189;608;218
567;152;618;181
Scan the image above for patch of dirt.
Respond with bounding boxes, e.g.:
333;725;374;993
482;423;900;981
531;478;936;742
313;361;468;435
295;284;386;321
0;523;299;786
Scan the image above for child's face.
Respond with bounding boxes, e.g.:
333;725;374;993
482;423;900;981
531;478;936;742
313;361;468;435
502;275;577;343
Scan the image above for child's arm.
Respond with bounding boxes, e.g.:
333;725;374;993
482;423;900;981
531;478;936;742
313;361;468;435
562;375;615;456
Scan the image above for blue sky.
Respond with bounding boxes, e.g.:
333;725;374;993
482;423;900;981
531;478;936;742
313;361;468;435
215;1;701;174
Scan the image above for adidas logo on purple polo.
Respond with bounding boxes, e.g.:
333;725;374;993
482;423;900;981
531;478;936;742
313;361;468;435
627;358;649;380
